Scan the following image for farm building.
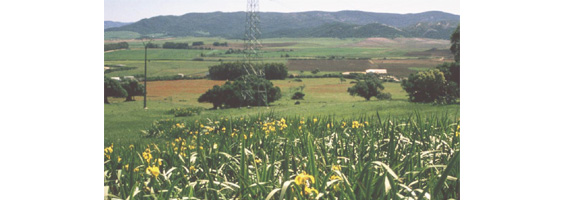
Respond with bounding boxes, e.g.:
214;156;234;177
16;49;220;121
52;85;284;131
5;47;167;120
342;71;366;75
124;76;136;80
110;77;121;81
366;69;387;74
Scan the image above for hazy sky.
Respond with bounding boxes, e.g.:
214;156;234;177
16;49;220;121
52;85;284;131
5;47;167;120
105;0;460;22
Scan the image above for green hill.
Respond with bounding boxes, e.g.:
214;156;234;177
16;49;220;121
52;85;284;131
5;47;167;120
105;11;459;39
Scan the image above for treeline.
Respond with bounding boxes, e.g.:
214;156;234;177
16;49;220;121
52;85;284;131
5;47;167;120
104;42;129;51
208;62;288;80
213;42;228;46
162;42;189;49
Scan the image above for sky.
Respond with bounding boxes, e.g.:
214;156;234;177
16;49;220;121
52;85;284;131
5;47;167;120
105;0;459;22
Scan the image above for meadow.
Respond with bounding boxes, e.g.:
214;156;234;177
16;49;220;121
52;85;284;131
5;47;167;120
104;36;459;199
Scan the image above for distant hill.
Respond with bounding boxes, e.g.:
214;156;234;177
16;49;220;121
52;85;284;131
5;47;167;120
104;21;133;29
105;11;459;39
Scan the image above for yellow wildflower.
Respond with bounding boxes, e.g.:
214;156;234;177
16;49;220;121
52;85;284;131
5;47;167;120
124;164;129;170
189;165;196;172
146;165;160;177
134;167;140;172
332;165;341;171
295;171;315;186
304;187;318;196
255;158;262;164
313;118;318;123
118;156;122;163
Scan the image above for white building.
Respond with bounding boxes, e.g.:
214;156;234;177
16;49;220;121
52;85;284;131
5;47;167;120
365;69;387;74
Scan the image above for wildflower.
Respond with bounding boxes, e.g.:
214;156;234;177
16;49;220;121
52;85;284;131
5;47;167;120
146;165;160;177
117;156;122;163
213;143;218;149
199;146;203;150
280;118;286;124
133;167;140;172
330;175;343;192
332;165;341;171
304;187;318;196
142;148;152;163
129;144;134;149
456;125;460;137
313;118;318;123
221;127;226;132
295;171;315;186
255;158;262;164
189;166;196;172
352;121;360;129
327;123;330;129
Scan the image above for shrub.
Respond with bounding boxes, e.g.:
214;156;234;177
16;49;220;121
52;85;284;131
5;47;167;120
198;75;282;108
291;92;305;100
104;42;129;51
401;69;457;104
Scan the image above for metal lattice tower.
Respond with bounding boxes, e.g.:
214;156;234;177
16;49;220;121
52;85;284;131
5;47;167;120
242;0;268;107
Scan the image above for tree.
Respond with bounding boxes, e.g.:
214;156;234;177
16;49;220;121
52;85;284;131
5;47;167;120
198;75;282;108
121;79;145;101
401;69;455;104
347;75;390;100
104;77;127;104
197;85;225;109
450;25;460;63
264;63;288;80
291;92;305;100
311;68;320;74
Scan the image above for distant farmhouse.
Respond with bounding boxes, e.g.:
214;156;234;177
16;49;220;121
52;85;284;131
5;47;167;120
342;69;387;75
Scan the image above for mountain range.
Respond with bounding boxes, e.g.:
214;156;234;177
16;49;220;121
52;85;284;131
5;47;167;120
105;11;459;39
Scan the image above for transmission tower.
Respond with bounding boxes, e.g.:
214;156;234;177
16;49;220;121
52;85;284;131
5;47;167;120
242;0;268;107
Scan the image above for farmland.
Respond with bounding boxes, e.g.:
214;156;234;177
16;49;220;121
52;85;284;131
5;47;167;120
105;36;459;199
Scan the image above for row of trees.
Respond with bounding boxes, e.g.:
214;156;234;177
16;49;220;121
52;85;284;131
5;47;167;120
208;62;288;80
104;77;145;104
198;75;281;109
104;42;129;51
401;25;460;104
162;42;190;49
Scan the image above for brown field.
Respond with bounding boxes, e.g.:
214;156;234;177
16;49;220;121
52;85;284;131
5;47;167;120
287;58;454;77
146;79;226;100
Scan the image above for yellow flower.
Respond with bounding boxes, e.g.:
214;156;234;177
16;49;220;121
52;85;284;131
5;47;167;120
313;118;318;123
330;175;342;192
189;165;196;172
327;123;330;128
331;165;341;171
304;187;318;196
118;156;122;163
295;171;315;186
124;164;129;170
221;127;226;132
129;144;134;149
134;167;140;172
255;158;262;164
456;125;460;137
280;118;286;124
146;165;160;177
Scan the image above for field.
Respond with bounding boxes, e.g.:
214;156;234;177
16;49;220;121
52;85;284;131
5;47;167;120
104;37;453;79
104;36;459;199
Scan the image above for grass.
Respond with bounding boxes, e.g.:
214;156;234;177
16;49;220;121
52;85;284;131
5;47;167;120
105;79;459;147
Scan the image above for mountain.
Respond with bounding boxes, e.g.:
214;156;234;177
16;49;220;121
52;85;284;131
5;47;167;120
105;11;459;39
104;21;133;29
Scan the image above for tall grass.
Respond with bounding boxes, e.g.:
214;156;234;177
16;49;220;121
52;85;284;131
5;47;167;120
104;113;459;199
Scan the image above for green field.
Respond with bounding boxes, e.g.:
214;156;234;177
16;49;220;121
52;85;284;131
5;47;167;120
105;37;452;79
104;36;459;199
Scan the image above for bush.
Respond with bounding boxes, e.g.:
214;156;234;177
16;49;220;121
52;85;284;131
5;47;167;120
104;42;129;51
167;107;204;117
121;79;145;101
401;69;457;104
198;75;282;108
291;92;305;100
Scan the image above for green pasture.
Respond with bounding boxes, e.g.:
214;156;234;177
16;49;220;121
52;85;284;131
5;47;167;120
105;79;459;146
